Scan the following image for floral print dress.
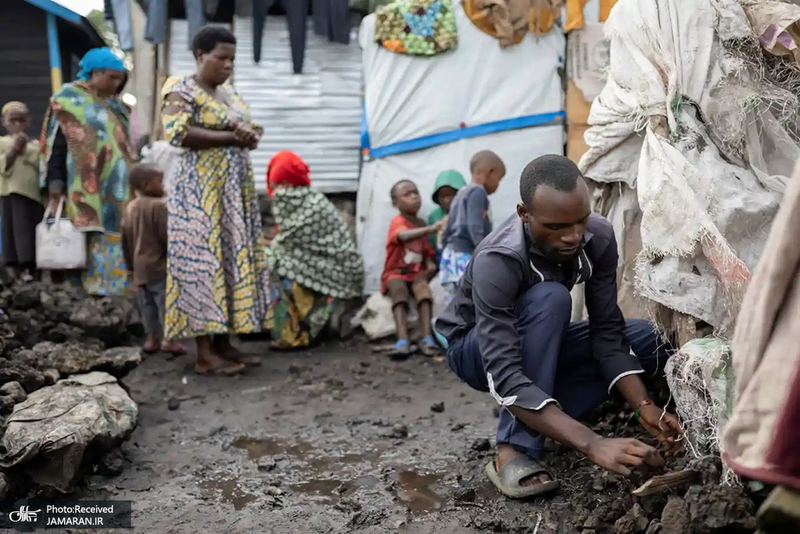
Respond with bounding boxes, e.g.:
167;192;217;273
39;82;137;296
161;75;270;340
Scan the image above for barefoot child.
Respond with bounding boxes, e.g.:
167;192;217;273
121;164;186;356
381;180;442;358
440;150;506;303
0;102;43;279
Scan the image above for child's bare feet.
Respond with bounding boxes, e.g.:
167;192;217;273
143;334;161;354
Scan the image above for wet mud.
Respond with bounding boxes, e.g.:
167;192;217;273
71;338;755;533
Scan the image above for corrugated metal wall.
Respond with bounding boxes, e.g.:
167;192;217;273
233;17;362;193
167;17;362;193
0;1;51;136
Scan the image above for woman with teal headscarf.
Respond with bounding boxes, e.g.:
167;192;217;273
40;47;137;295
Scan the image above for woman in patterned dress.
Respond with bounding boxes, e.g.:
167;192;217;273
265;151;364;349
40;47;136;295
161;26;269;376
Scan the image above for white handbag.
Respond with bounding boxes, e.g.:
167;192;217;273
35;198;88;270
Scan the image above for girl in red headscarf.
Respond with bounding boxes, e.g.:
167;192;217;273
267;149;311;196
264;151;364;349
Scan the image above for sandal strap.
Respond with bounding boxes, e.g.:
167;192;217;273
498;455;552;488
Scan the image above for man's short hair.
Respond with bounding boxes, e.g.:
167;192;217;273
519;155;582;206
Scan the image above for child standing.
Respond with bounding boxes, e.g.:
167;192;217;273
381;180;443;358
0;102;43;279
427;169;466;265
121;164;186;356
440;151;506;303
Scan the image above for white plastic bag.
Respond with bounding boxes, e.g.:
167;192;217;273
36;199;87;270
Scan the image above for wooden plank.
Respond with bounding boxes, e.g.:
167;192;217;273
632;470;698;498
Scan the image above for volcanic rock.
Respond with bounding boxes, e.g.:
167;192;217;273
0;361;45;393
0;381;26;403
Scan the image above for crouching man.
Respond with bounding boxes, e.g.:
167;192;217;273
435;155;684;499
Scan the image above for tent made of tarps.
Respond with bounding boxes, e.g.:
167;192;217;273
357;3;566;294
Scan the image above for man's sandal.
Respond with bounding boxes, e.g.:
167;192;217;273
484;456;560;499
419;336;439;357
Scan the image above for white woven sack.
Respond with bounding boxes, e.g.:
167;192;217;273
35;198;87;270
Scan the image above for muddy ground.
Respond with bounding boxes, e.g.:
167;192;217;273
71;337;755;534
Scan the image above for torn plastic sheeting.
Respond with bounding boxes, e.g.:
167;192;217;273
665;337;735;457
0;372;138;493
578;0;798;333
742;0;800;64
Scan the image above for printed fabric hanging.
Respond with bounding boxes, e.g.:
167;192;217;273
374;0;458;56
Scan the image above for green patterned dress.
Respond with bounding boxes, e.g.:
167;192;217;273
40;82;136;296
266;186;364;348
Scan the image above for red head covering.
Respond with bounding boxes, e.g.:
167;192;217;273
267;150;311;196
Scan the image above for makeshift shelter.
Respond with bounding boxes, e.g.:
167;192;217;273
357;1;565;293
578;0;800;456
0;0;105;135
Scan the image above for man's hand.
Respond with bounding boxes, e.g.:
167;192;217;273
638;405;685;457
585;436;664;476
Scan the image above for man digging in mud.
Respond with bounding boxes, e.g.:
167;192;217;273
435;155;685;499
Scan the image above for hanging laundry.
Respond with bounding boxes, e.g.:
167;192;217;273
464;0;563;47
104;0;115;21
374;0;458;56
313;0;352;44
185;0;208;48
144;0;169;44
253;0;310;74
564;0;616;30
564;0;588;31
599;0;617;23
204;0;221;17
104;0;135;51
349;0;393;14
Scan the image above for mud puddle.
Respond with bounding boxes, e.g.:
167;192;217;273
290;475;380;502
232;435;386;473
393;470;444;514
231;435;314;459
198;475;257;511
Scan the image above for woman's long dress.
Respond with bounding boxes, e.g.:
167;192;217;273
161;75;270;340
40;82;136;295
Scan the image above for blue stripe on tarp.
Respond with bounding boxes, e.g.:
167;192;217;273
365;111;565;159
360;99;371;152
22;0;82;24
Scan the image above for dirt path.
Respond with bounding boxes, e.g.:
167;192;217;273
76;338;754;534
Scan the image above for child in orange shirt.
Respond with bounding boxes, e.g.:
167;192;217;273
381;180;443;358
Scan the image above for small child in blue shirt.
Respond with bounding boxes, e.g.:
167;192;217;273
439;150;506;303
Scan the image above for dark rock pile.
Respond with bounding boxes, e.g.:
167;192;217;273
0;280;142;423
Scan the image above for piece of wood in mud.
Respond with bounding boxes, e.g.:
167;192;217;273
632;470;698;497
370;343;395;353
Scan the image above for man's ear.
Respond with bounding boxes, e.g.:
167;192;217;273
516;203;527;220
